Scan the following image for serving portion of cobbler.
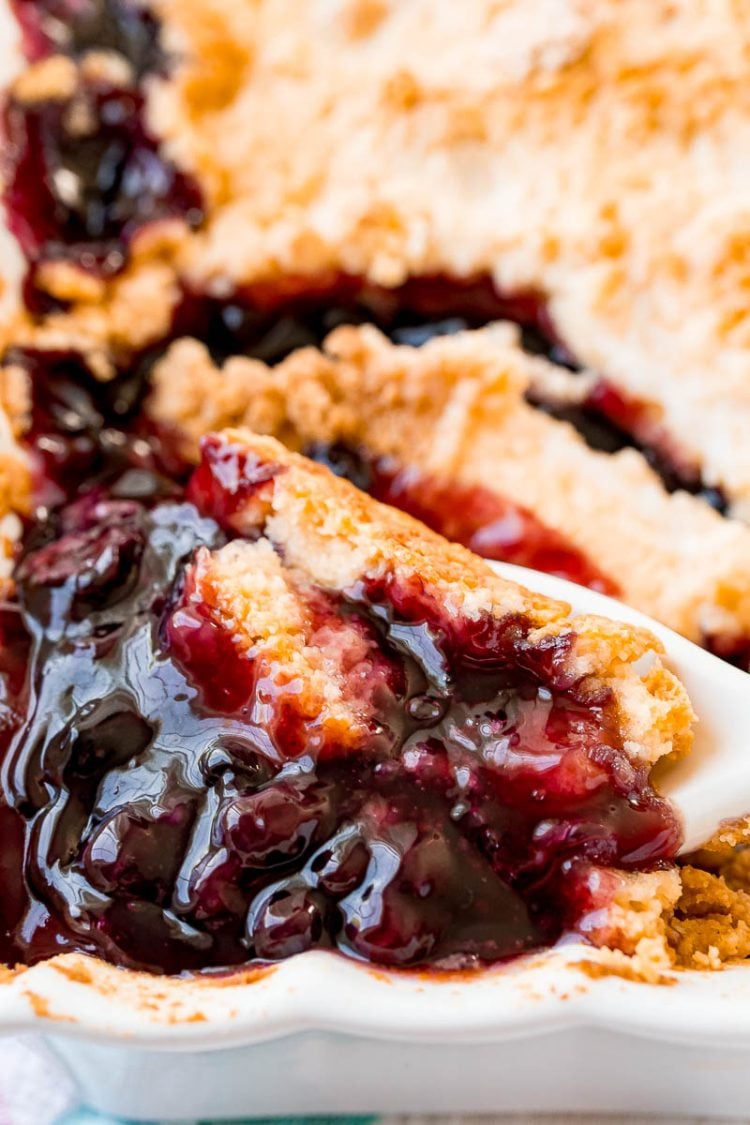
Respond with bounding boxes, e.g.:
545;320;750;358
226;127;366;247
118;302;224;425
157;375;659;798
0;429;689;974
1;0;750;978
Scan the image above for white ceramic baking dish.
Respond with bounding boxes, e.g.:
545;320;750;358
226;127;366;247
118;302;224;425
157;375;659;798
4;946;750;1120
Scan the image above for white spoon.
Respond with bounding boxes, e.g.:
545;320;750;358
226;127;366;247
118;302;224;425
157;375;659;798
487;560;750;855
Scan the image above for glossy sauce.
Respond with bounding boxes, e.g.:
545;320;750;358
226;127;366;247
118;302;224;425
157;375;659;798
0;436;681;974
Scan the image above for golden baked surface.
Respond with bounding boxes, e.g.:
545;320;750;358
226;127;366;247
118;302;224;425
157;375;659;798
145;0;750;510
5;1;750;510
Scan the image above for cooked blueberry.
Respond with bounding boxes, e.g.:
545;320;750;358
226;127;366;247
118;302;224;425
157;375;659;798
310;830;369;897
83;800;193;901
12;0;164;76
3;80;203;288
66;707;153;780
97;899;213;974
304;442;373;493
223;778;331;868
391;317;469;347
248;885;329;960
17;518;144;622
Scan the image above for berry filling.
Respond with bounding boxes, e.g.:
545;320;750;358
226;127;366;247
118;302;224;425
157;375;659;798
2;78;203;303
8;346;185;511
176;274;560;366
580;381;728;513
10;0;164;76
0;434;680;975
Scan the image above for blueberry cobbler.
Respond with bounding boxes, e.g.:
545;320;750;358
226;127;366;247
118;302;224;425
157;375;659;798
1;0;750;978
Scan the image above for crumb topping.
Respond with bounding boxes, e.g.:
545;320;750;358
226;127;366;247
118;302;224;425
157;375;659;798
137;0;750;508
6;1;750;509
188;537;394;748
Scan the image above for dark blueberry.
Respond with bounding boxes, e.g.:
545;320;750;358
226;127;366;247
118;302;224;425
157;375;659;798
66;706;153;780
391;317;469;347
12;0;165;77
531;400;629;455
97;899;213;974
17;513;144;621
83;799;193;901
223;778;331;868
698;486;728;514
3;81;203;284
304;442;373;493
310;831;369;898
248;885;329;960
185;851;247;923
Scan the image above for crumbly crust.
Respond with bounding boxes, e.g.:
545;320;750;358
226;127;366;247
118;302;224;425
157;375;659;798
5;2;750;511
208;427;694;769
0;371;30;585
139;0;750;510
148;324;750;649
578;867;681;982
0;257;184;383
669;860;750;970
0;53;191;373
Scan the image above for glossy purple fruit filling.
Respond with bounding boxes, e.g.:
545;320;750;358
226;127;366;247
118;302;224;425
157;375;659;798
11;0;164;76
0;434;681;975
3;78;203;296
7;346;184;511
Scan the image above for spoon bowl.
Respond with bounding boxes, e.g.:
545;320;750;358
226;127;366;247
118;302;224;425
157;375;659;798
487;560;750;854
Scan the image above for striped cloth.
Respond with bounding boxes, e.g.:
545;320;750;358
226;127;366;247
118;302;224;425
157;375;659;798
0;1035;744;1125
